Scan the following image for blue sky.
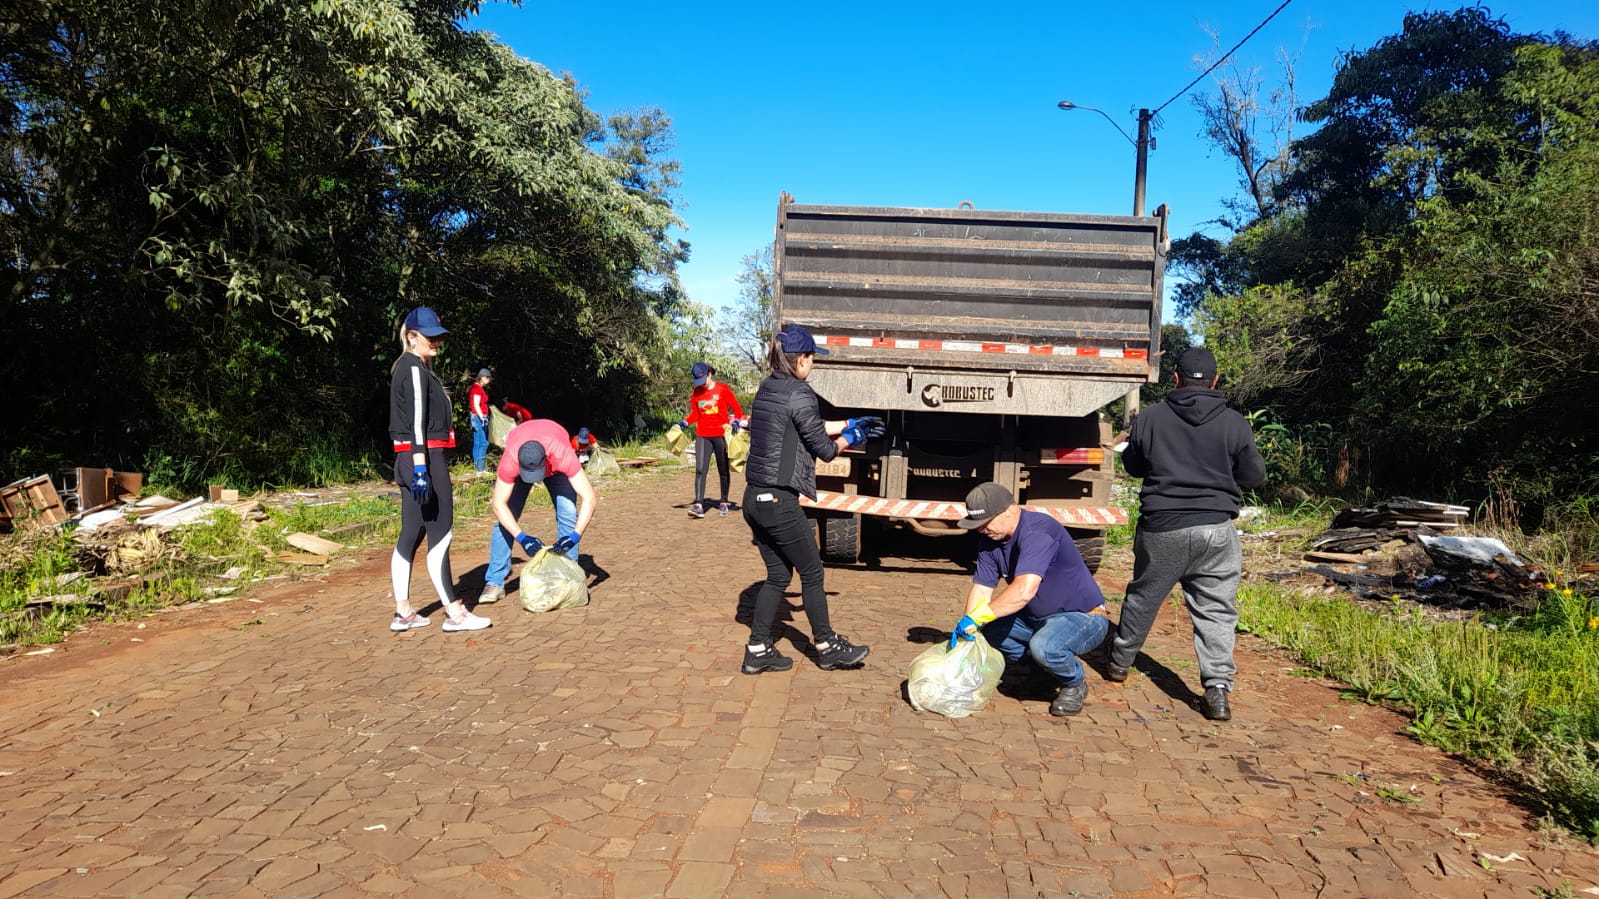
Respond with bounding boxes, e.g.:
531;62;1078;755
470;1;1597;314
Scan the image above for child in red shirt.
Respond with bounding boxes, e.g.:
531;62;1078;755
678;362;745;517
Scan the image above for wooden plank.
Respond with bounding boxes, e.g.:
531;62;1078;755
0;476;67;529
277;552;330;566
285;533;343;555
1304;551;1374;564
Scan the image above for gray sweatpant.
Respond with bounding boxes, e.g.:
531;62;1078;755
1109;521;1241;690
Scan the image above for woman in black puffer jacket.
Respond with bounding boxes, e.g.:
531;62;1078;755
739;324;884;675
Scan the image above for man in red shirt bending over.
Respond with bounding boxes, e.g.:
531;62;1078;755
677;362;745;518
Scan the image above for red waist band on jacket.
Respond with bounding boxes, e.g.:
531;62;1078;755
394;433;457;452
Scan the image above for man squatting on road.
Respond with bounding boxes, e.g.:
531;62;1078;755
949;481;1111;717
1105;347;1266;721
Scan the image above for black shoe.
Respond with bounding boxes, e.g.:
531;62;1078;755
1050;682;1088;717
741;644;793;675
1202;686;1232;721
816;634;869;670
1104;661;1129;683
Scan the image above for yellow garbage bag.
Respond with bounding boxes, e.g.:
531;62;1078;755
488;406;516;449
665;423;691;455
586;447;621;477
519;548;590;613
727;427;751;473
906;637;1005;718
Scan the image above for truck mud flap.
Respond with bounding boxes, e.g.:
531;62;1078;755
799;490;1126;527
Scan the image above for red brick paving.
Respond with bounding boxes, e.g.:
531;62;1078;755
1;466;1595;897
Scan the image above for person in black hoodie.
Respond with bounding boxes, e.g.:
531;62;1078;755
1104;347;1265;720
738;324;884;675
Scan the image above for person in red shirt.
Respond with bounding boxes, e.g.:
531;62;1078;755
502;400;533;423
476;419;599;605
467;368;492;475
570;427;600;465
677;362;745;518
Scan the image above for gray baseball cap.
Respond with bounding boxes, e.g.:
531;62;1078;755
958;482;1014;529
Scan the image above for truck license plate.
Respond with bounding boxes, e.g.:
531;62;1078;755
814;458;851;477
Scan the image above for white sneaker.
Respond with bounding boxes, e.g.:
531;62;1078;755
390;611;430;632
477;584;506;604
442;611;491;633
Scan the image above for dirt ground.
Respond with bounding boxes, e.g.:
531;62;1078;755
0;465;1595;898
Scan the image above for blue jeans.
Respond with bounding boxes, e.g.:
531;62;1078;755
470;415;489;473
982;611;1109;688
485;473;578;587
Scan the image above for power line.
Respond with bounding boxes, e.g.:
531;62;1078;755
1152;0;1296;116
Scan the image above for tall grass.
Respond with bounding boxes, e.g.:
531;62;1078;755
1240;581;1599;841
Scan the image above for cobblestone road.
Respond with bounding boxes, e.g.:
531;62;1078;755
1;467;1595;897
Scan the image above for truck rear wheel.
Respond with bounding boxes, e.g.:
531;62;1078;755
1070;532;1105;574
818;514;861;564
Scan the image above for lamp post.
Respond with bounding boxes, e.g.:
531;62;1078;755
1057;101;1156;424
1056;101;1153;216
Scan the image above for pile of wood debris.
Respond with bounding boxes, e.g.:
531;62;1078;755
1295;498;1550;612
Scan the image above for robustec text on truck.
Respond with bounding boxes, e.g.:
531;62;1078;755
772;195;1170;571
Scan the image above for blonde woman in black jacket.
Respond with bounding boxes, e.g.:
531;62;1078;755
388;307;490;634
739;325;884;675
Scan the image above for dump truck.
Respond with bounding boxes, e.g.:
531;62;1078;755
772;196;1169;571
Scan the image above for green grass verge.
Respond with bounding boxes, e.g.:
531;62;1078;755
1239;580;1599;841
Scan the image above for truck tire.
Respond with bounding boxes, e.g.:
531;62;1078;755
1071;533;1105;574
818;514;861;564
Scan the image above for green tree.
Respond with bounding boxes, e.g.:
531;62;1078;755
1;0;689;484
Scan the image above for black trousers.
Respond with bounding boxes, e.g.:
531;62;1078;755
742;485;832;646
694;435;730;505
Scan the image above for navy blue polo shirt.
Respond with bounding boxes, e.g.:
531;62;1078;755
973;509;1105;620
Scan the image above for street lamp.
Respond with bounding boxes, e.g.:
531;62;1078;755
1056;101;1154;217
1057;100;1157;425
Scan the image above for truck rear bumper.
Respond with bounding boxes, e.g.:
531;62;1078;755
798;489;1126;528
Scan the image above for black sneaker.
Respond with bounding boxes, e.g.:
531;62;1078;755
688;503;705;519
741;644;793;675
815;634;869;670
1202;685;1232;721
1050;682;1088;717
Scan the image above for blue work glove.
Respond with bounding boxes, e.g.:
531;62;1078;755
730;419;741;435
851;416;886;438
676;420;690;430
947;599;996;649
409;463;432;504
515;532;544;556
552;533;580;555
948;616;981;649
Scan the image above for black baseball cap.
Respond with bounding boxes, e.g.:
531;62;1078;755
1177;347;1217;382
958;482;1014;530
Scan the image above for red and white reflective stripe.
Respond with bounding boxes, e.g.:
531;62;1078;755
814;335;1147;360
1039;448;1104;465
799;491;1127;526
